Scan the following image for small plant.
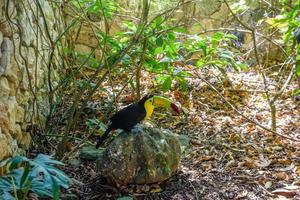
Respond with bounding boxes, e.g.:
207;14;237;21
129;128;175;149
0;154;70;200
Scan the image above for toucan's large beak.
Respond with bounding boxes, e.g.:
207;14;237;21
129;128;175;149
153;95;180;114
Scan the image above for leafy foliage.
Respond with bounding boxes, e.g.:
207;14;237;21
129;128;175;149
83;17;245;92
68;0;249;94
184;32;247;71
266;0;300;87
71;0;117;19
0;154;70;200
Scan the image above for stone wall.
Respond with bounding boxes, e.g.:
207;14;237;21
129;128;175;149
0;0;63;159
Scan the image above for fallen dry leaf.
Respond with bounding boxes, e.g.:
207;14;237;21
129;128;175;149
274;172;287;181
201;155;215;161
272;186;300;198
255;155;271;168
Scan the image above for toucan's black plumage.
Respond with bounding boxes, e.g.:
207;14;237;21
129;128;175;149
96;95;153;148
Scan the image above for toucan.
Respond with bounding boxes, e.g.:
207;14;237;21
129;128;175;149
95;94;180;148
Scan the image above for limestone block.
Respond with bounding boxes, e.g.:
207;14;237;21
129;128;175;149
74;26;99;45
15;124;31;149
34;0;56;41
0;22;13;37
7;96;18;128
44;1;55;21
0;102;13;135
0;1;17;37
14;124;22;142
74;44;92;55
196;0;222;16
7;96;19;127
28;47;36;69
0;37;12;75
20;132;31;149
15;105;24;123
18;9;34;46
0;76;10;100
0;133;13;160
11;35;22;63
95;49;103;59
210;3;230;26
16;91;30;105
6;64;19;88
0;0;3;16
0;31;3;57
6;0;17;19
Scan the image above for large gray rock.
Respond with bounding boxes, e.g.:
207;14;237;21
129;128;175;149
96;125;181;186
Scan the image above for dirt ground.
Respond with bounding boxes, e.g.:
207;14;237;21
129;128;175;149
44;68;300;200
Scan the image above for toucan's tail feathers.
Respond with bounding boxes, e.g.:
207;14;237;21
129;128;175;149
96;126;112;148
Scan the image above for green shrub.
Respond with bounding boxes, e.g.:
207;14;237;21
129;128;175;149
0;154;70;200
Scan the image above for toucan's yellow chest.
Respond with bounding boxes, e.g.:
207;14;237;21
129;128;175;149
144;99;155;119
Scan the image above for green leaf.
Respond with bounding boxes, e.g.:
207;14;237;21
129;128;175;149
120;54;131;65
123;21;137;32
0;154;70;199
212;32;224;41
175;70;192;77
195;41;207;55
210;32;224;47
174;27;187;33
176;77;188;91
1;192;15;200
51;177;59;200
162;76;172;91
196;59;205;68
20;165;31;188
8;156;29;171
296;64;300;76
168;32;176;41
234;62;248;71
156;36;164;47
293;89;300;96
219;52;234;60
225;34;238;40
0;177;13;191
150;63;165;73
31;182;53;197
154;47;164;55
155;16;164;27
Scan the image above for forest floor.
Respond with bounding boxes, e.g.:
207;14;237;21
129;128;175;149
49;67;300;200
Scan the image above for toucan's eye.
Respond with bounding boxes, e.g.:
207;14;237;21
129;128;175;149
149;98;154;104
